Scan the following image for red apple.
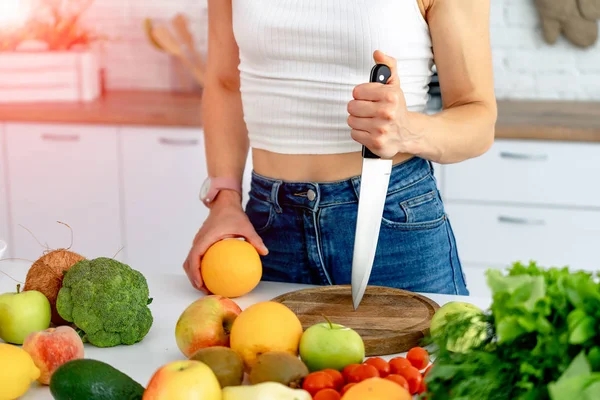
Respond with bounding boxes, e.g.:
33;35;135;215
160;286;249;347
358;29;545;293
22;326;85;385
143;360;221;400
175;295;242;357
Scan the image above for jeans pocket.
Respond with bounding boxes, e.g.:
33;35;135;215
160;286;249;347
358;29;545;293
381;188;446;230
245;195;275;233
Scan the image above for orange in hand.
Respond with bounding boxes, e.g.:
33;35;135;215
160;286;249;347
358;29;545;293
201;239;262;297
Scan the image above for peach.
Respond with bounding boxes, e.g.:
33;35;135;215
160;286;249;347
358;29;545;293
22;325;85;385
175;295;242;357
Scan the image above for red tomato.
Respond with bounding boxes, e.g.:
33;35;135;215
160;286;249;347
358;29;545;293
364;357;391;377
342;364;361;383
385;374;410;392
340;382;357;395
346;364;380;383
314;388;342;400
407;347;430;370
321;369;344;391
417;377;428;395
397;365;423;394
302;371;335;396
389;357;412;375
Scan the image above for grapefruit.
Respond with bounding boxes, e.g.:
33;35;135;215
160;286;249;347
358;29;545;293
201;239;262;298
230;301;303;370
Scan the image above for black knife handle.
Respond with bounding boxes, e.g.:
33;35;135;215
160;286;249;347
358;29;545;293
362;64;392;159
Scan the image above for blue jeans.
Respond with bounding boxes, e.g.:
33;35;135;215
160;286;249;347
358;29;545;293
244;156;469;295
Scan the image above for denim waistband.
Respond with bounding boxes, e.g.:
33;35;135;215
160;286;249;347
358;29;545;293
249;156;434;211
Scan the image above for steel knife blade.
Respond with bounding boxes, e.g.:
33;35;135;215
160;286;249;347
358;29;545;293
351;63;393;310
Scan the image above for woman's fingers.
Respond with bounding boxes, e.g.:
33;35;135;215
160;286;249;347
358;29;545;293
242;226;269;256
347;99;379;118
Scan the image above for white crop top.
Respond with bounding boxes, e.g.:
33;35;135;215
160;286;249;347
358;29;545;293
231;0;434;155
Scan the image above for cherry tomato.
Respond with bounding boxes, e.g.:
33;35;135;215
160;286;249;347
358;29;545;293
389;357;412;375
385;374;410;392
342;364;361;383
346;364;380;383
407;347;430;370
302;371;335;396
397;365;423;394
417;377;428;395
314;388;342;400
340;382;357;395
364;357;390;377
321;369;344;390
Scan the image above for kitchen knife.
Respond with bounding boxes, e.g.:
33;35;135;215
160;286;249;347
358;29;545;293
351;63;393;310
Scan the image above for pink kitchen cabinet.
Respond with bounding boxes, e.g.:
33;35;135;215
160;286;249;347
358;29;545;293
4;123;124;262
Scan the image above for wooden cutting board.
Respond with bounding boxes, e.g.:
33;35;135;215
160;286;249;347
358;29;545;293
271;285;440;356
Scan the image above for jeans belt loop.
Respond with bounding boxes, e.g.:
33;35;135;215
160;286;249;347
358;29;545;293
270;180;283;213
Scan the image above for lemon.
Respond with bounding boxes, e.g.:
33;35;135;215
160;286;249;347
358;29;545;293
0;343;40;400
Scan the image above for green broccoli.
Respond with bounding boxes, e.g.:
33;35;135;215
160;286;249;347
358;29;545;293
56;257;154;347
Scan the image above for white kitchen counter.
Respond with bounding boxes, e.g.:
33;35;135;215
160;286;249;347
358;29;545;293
0;260;491;399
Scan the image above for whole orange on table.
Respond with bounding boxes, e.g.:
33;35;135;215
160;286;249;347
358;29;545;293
229;301;303;370
201;238;262;298
341;377;412;400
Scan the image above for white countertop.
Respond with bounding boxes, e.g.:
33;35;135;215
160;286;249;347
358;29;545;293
0;260;491;399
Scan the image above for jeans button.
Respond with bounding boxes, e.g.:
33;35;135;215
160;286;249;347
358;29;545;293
307;189;316;201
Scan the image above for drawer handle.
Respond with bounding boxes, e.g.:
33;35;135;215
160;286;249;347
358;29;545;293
41;133;80;142
158;138;199;146
498;215;546;226
499;151;548;161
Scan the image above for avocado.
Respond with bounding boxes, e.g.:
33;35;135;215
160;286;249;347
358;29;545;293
49;359;145;400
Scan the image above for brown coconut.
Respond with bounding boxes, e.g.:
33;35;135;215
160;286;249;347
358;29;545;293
23;249;86;326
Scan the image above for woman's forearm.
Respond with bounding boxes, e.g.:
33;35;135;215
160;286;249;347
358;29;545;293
407;0;496;165
406;101;497;164
202;79;249;206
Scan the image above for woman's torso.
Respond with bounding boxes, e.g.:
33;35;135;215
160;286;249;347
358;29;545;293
231;0;433;181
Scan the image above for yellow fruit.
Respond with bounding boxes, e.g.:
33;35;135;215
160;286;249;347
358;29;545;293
341;377;412;400
230;301;303;370
0;343;40;400
201;239;262;298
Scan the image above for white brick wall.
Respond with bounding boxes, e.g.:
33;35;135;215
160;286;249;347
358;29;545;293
84;0;600;100
492;0;600;100
82;0;208;91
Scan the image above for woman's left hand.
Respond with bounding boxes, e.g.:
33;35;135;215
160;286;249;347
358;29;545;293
347;50;422;159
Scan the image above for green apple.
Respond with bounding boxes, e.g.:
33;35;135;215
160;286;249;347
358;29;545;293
0;284;51;344
299;316;365;372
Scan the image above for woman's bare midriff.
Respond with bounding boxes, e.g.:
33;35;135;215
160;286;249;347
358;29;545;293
251;149;415;182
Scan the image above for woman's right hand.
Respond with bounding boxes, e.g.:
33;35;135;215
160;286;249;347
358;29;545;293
183;192;269;293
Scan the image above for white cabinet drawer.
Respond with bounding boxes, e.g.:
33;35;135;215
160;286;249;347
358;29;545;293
446;202;600;272
121;127;209;274
443;140;600;208
5;123;123;262
0;124;9;258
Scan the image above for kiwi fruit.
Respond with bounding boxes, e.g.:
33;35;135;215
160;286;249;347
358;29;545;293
248;351;309;388
189;346;244;387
